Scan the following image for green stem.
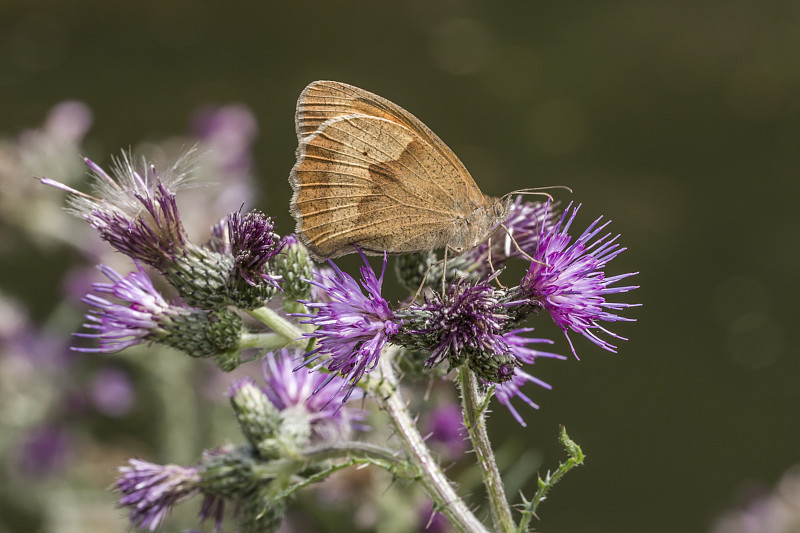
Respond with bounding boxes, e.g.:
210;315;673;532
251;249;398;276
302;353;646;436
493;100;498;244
373;351;489;533
302;442;417;479
238;332;292;351
247;307;306;348
517;426;585;532
459;367;516;533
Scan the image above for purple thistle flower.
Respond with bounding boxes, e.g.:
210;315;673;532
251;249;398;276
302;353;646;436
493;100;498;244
520;202;639;358
295;250;400;401
76;263;171;353
219;209;283;287
261;348;367;438
41;151;196;269
411;276;515;368
75;263;243;359
116;459;217;531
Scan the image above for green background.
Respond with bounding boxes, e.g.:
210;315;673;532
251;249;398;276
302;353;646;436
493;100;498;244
2;1;799;531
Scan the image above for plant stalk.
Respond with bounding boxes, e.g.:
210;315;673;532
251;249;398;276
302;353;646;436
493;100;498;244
459;367;516;532
375;351;489;533
247;307;307;348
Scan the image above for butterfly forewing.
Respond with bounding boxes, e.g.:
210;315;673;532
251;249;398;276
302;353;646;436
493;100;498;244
291;114;477;260
296;81;483;201
290;80;501;261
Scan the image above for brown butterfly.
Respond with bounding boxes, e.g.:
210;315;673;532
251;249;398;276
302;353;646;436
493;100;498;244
289;80;511;262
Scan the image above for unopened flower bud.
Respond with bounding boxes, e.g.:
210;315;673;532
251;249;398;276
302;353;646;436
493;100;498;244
198;446;258;498
164;307;242;360
272;235;313;303
229;378;281;453
466;349;518;384
161;244;236;309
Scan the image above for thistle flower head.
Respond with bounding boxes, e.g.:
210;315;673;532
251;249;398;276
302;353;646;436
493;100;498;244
217;209;283;288
75;263;171;353
76;263;243;363
404;276;520;381
44;150;268;310
116;459;223;531
520;202;639;357
261;348;366;439
295;250;400;401
41;151;197;268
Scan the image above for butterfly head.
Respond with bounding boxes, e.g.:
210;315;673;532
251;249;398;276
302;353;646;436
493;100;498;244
450;195;511;254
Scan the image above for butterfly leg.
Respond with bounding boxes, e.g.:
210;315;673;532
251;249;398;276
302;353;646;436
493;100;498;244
408;261;434;305
403;253;443;307
486;236;506;289
499;223;549;266
441;246;448;297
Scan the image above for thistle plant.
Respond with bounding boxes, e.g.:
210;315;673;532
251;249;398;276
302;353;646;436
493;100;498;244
42;149;639;532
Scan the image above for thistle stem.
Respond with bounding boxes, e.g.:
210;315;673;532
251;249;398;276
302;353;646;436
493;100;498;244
302;442;417;479
247;307;306;348
459;367;516;533
238;332;292;351
374;350;489;533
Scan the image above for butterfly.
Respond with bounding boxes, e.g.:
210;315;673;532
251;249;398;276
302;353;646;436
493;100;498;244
289;80;511;262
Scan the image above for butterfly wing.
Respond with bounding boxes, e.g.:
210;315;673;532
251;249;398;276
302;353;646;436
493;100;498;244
296;80;484;199
291;81;491;260
290;113;480;260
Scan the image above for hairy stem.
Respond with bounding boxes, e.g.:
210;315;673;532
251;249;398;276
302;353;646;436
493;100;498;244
302;442;417;479
238;332;292;351
374;350;489;533
459;367;515;532
247;307;306;348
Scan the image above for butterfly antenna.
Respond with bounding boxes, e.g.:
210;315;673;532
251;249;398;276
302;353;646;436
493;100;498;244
500;185;573;203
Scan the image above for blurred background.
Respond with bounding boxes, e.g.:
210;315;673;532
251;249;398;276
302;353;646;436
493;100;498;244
1;1;799;532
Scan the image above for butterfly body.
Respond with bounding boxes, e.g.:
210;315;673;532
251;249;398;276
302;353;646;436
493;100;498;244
289;81;509;262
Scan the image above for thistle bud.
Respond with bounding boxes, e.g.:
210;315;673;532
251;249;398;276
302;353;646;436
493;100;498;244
466;349;518;384
229;378;281;454
164;307;243;360
162;245;234;309
198;446;258;498
272;235;313;303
